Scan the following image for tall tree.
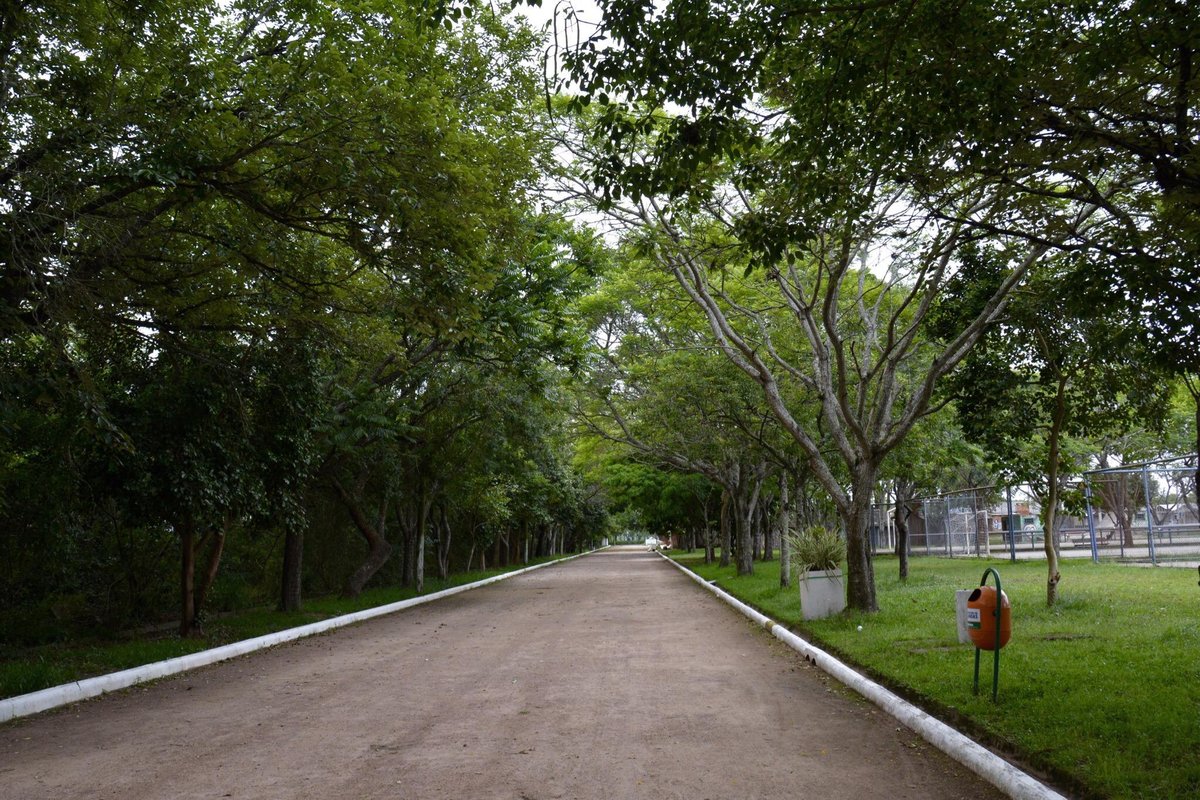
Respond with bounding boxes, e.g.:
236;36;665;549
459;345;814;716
0;0;583;628
576;250;793;574
546;1;1123;611
942;259;1170;604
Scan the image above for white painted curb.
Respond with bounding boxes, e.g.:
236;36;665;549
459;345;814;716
660;553;1068;800
1;548;604;725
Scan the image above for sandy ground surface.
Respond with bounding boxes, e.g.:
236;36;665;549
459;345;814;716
0;547;1007;799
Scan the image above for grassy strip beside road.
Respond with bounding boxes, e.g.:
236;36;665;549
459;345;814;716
669;551;1200;800
0;557;565;702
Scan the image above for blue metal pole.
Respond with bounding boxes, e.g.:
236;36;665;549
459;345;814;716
1007;486;1017;562
923;497;931;555
1084;479;1100;563
942;498;950;556
1142;464;1157;565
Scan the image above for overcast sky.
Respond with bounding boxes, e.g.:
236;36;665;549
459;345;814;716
513;0;605;87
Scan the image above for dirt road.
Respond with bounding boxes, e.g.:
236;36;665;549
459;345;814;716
0;548;1005;799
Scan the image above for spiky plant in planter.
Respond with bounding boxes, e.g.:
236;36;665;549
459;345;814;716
787;525;846;620
787;525;844;574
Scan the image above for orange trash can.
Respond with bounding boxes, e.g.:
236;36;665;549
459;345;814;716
966;585;1011;650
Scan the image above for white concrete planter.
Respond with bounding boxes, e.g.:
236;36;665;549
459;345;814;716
798;568;846;620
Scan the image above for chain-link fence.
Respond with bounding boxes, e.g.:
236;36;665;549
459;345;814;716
1081;458;1199;564
871;485;1060;560
869;456;1198;564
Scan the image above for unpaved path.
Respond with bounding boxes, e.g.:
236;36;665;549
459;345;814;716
0;548;1006;799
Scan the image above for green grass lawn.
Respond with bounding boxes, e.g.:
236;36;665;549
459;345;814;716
668;551;1200;800
0;557;564;703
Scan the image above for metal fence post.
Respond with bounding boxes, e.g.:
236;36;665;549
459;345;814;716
1084;478;1099;563
1006;486;1017;563
974;492;980;556
1112;474;1125;558
1142;464;1157;565
943;497;951;556
923;497;931;555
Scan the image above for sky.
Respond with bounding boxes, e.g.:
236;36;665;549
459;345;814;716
511;0;605;91
514;0;603;35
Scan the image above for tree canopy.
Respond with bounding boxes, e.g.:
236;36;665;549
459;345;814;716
1;0;1196;644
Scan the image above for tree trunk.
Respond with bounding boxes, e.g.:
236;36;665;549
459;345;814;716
415;488;430;594
395;497;416;587
894;480;912;582
178;515;197;637
762;499;775;561
401;518;416;587
751;518;761;562
192;518;227;629
844;475;879;613
744;472;762;571
279;525;304;612
1120;489;1133;548
1096;463;1136;548
733;489;754;576
703;494;714;564
510;524;521;565
749;496;762;562
1042;373;1068;606
436;505;451;581
335;478;393;598
416;527;425;593
778;474;791;589
719;490;732;567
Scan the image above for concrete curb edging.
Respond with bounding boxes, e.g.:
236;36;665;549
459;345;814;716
1;548;604;725
659;553;1068;800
